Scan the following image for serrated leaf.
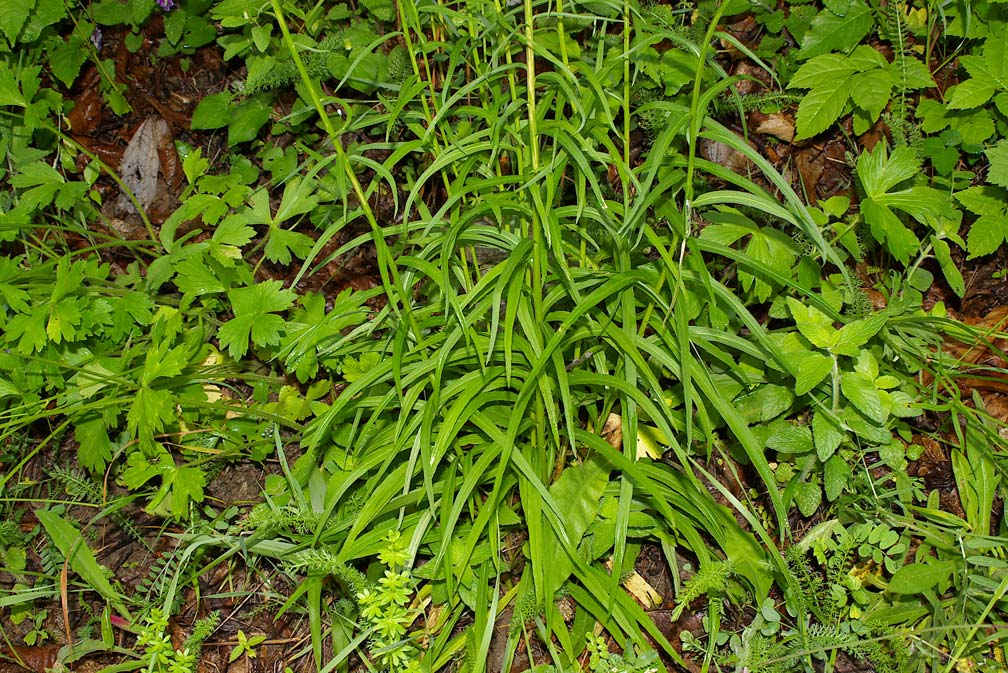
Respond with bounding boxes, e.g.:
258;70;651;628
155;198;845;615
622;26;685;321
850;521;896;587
0;62;25;107
888;560;956;594
342;350;382;383
213;213;256;247
985;140;1008;188
766;423;814;454
858;143;919;196
824;455;847;501
793;481;822;517
191;91;232;130
794;353;833;396
956;185;1008;216
849;69;892;121
174;254;228;299
840;371;885;422
790;53;858;89
798;0;872;59
899;57;935;89
0;0;34;43
861;198;919;265
812;410;844;461
48;36;89;87
274;177;320;223
264;227;314;265
948;75;996;109
787;297;836;349
966;214;1007;258
218;280;296;358
127;386;176;442
831;311;887;357
141;342;188;385
75;415;113;473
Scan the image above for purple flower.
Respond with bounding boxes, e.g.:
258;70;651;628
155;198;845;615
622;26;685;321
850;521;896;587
156;0;175;10
90;27;103;51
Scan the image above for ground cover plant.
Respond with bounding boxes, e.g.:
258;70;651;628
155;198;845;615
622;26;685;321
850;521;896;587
1;0;1007;672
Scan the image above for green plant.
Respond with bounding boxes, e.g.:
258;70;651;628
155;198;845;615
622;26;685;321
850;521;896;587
228;630;267;664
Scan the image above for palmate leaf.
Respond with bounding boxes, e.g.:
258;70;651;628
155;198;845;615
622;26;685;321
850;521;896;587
217;280;296;358
856;143;956;265
120;448;206;520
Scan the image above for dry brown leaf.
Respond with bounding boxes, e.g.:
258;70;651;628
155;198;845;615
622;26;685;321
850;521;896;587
119;117;172;212
755;113;795;143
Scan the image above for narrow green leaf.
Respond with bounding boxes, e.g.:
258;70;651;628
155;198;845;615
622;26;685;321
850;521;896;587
36;510;129;618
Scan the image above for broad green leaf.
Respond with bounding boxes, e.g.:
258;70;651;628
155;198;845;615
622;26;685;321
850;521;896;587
823;455;846;501
35;510;129;617
787;297;835;349
794;353;833;396
0;0;33;44
127;386;176;442
790;54;859;139
888;560;956;594
75;416;113;473
812;410;844;461
849;69;892;121
141;342;188;385
48;36;89;87
0;62;25;106
899;57;936;89
543;457;610;593
948;72;996;109
798;0;872;59
766;423;814;455
965;214;1007;258
861;198;919;265
121;449;206;520
985;140;1008;188
957;185;1008;216
858;143;918;196
846;45;888;72
840;371;885;422
793;481;822;517
831;311;887;357
228;95;272;145
264;227;314;265
218;280;296;358
190;91;233;130
735;384;794;424
274;177;320;224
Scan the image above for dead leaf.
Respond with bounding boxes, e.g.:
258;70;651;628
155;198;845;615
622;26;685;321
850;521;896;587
755;113;795;143
119;117;172;212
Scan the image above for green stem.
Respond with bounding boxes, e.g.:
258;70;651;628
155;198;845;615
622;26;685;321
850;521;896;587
270;0;420;339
